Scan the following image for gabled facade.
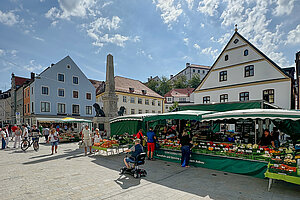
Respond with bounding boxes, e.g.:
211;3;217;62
194;31;294;110
27;56;95;124
164;88;194;112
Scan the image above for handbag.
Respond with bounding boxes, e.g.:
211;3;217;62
78;140;84;148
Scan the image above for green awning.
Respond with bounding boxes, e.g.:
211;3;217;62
143;110;213;122
110;113;157;123
202;109;300;121
179;100;278;112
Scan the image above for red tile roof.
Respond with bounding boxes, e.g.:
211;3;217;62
14;76;30;87
89;79;105;95
164;88;194;98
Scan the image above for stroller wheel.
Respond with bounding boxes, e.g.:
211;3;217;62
133;172;140;179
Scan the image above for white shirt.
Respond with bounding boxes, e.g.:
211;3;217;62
22;127;28;138
49;132;58;142
82;128;91;139
94;134;101;143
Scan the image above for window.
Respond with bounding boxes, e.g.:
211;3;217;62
24;105;26;114
32;102;34;113
167;97;172;102
67;65;71;69
32;87;33;94
73;91;79;99
123;96;127;103
138;109;142;114
158;101;161;106
27;90;29;96
73;76;79;84
193;69;195;73
86;93;91;100
152;110;155;113
245;65;254;77
234;39;239;44
130;97;135;103
72;105;80;114
42;86;49;95
198;70;200;73
58;73;64;82
58;103;66;114
219;71;227;81
263;89;274;103
152;100;156;106
220;94;228;103
138;98;142;104
179;98;186;102
27;103;29;113
145;110;149;113
244;49;249;56
225;55;228;61
240;92;249;102
158;111;161;113
41;102;50;112
129;88;134;93
203;96;210;104
58;89;65;97
145;99;149;105
203;70;205;74
131;109;135;114
86;106;92;115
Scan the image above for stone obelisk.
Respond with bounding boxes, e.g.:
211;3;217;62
102;54;118;136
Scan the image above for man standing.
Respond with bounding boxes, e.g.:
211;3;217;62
4;125;9;148
22;124;29;146
146;127;156;160
82;125;92;155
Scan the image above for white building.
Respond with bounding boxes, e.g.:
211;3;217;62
164;88;194;112
170;63;211;82
194;30;294;110
96;76;164;115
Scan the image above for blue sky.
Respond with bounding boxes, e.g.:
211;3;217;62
0;0;299;91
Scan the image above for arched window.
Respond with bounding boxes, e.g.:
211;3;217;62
225;55;228;61
244;49;249;56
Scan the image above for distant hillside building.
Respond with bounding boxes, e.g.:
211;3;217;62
96;76;164;115
170;63;211;82
164;88;194;112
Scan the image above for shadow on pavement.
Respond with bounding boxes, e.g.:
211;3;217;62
114;174;141;189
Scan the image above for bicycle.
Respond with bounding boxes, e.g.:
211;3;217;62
21;136;40;151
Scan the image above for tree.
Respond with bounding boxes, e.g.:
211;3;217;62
169;101;179;112
188;73;201;88
145;79;159;93
172;75;188;89
157;76;171;96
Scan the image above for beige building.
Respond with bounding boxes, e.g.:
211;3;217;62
96;76;164;115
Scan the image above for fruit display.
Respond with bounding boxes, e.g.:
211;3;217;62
93;139;119;148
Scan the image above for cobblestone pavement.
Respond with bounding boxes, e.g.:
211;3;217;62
0;141;300;200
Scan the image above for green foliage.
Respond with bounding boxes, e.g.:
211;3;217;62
145;79;159;93
157;76;171;96
169;101;179;112
188;73;201;88
172;75;188;89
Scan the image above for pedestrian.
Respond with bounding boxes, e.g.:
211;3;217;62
179;129;192;168
48;128;58;155
1;128;6;149
146;127;156;160
4;125;9;148
136;129;145;146
22;124;29;146
14;126;22;148
11;124;17;142
31;125;40;143
42;126;50;143
82;125;92;155
93;128;102;144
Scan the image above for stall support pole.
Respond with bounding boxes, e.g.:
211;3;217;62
254;120;257;144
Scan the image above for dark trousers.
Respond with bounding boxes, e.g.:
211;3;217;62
2;138;6;149
45;135;49;141
181;145;191;166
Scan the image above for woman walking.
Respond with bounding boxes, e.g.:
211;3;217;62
48;128;58;155
1;128;6;149
14;126;22;148
179;129;192;168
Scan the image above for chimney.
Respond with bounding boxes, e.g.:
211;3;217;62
31;72;35;80
170;75;173;79
186;63;190;68
51;63;55;66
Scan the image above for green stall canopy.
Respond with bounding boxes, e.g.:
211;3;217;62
143;110;213;122
179;100;278;112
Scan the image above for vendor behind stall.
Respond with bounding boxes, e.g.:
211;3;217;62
258;129;275;148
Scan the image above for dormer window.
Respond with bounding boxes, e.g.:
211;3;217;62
225;55;228;61
234;39;239;44
129;88;134;93
142;90;147;95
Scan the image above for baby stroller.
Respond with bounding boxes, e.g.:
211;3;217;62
120;152;147;178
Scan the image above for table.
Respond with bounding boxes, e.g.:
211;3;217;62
265;171;300;191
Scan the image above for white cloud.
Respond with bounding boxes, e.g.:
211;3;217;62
273;0;295;16
210;32;231;45
102;1;113;8
0;10;19;26
153;0;183;29
186;0;194;10
33;36;45;42
183;38;189;46
201;47;219;59
286;24;300;45
24;60;44;72
11;50;17;57
89;16;121;32
137;49;153;60
92;34;129;47
0;49;4;56
200;23;204;28
197;0;219;16
45;0;96;20
193;43;200;49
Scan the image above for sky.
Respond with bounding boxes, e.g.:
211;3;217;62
0;0;299;91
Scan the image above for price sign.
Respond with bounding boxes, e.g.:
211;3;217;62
215;147;220;150
276;156;280;159
274;164;279;168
